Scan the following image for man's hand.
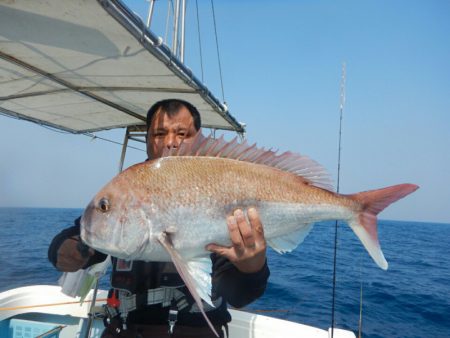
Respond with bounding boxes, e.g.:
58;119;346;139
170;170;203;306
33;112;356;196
206;208;267;273
56;236;95;272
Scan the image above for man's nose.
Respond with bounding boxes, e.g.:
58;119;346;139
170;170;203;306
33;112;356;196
165;134;178;149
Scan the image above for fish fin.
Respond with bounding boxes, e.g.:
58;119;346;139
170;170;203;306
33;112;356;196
186;257;214;307
268;224;314;254
347;183;419;270
157;232;219;337
168;132;333;191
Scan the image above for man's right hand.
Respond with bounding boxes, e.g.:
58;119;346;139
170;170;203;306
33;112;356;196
56;236;95;272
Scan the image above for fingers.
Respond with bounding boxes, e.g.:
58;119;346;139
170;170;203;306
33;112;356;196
206;209;251;259
206;207;267;273
224;208;264;249
227;211;244;253
248;207;265;245
235;209;255;248
205;243;230;257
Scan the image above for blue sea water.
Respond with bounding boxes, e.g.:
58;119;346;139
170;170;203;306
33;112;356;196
0;208;449;338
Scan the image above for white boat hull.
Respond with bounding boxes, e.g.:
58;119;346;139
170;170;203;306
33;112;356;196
0;285;355;338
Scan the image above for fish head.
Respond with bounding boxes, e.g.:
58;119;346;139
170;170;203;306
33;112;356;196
80;172;152;260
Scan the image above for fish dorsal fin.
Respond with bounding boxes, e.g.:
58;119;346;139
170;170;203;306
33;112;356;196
171;130;333;190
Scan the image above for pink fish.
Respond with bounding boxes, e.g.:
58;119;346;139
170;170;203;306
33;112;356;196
81;134;418;335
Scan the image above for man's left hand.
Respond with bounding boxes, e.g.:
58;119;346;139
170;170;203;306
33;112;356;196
206;208;267;273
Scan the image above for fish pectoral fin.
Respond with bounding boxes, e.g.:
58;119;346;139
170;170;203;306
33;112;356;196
268;223;314;254
157;232;218;337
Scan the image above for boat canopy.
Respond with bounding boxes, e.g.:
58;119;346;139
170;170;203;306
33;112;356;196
0;0;244;134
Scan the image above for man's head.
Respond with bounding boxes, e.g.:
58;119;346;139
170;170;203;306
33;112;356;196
146;99;202;159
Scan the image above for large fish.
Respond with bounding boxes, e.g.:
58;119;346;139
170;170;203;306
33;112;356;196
80;134;418;335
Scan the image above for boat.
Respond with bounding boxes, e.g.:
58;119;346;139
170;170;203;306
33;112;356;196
0;1;356;337
0;285;356;338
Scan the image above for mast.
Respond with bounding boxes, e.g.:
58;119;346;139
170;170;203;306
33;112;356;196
180;0;186;62
171;0;186;62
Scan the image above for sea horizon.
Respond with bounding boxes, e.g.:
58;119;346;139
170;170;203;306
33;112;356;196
0;206;448;226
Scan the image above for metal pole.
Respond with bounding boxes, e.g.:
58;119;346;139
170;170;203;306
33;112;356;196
84;281;99;338
119;127;130;173
146;0;156;28
180;0;186;62
172;0;180;57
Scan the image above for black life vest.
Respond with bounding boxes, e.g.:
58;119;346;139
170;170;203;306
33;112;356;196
108;258;230;326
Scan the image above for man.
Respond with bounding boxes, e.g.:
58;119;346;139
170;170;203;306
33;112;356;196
48;99;270;338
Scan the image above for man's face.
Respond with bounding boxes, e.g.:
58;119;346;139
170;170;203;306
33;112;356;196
146;105;198;159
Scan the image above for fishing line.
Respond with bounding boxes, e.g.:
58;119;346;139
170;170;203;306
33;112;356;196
358;254;364;338
330;62;346;338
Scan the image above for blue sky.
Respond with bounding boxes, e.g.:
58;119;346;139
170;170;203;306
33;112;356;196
0;0;449;223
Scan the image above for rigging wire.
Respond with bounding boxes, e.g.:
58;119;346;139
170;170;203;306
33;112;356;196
82;132;145;152
1;114;146;152
195;0;205;82
210;0;226;104
330;62;346;338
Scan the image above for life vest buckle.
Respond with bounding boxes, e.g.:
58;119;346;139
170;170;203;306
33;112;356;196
168;307;178;336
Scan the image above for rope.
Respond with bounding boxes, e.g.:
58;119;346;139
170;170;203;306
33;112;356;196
330;62;346;338
0;298;107;312
195;0;205;82
210;0;226;103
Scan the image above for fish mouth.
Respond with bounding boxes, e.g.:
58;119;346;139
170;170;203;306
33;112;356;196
79;216;102;251
79;223;95;245
80;203;95;243
79;201;110;250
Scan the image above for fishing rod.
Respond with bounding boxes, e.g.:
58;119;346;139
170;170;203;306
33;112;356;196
330;62;346;338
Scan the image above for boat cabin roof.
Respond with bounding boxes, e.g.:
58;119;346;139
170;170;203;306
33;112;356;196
0;0;245;134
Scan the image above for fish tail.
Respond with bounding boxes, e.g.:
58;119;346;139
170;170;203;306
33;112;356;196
347;183;419;270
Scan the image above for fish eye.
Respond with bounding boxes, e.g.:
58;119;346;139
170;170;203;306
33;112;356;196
98;198;110;212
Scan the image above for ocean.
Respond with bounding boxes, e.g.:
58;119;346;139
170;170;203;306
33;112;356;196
0;208;448;338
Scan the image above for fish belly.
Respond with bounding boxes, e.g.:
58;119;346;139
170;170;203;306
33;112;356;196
137;201;355;261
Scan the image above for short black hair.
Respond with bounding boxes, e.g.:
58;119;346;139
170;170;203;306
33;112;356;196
146;99;202;132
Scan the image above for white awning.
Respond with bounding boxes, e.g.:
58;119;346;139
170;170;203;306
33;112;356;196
0;0;244;134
